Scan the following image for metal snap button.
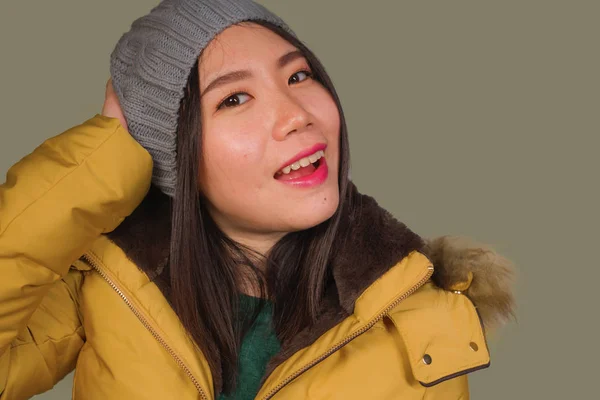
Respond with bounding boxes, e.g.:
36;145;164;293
469;342;479;352
422;354;432;365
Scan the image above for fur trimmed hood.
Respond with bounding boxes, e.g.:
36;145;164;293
106;181;515;391
107;182;515;330
423;235;516;331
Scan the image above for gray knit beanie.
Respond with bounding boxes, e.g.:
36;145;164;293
110;0;295;197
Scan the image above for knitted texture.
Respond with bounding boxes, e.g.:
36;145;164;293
110;0;295;197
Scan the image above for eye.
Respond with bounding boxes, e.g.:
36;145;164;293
217;92;251;110
289;70;313;85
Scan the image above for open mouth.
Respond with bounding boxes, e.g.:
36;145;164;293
274;150;324;180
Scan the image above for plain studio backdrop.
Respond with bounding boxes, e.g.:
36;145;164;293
0;1;598;399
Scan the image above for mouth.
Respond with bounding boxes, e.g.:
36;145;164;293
274;149;329;188
274;149;324;179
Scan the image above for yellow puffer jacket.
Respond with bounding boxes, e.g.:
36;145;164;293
0;115;515;399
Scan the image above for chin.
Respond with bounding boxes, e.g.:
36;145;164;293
288;190;340;231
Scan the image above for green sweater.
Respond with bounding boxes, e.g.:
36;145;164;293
218;294;280;400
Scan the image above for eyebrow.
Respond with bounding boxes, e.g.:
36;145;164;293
200;49;306;98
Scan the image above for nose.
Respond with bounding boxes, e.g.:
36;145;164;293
271;92;313;141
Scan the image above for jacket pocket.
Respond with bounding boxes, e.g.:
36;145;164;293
386;284;490;387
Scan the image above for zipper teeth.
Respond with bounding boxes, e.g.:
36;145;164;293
261;265;434;400
82;253;208;400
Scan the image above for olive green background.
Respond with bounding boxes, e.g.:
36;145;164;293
1;1;598;399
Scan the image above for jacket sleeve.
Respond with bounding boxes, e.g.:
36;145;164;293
0;115;153;398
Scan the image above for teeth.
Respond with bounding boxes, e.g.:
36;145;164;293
278;150;324;175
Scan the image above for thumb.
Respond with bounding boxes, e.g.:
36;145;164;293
101;78;128;132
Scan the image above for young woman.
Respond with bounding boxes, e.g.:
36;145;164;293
0;1;515;399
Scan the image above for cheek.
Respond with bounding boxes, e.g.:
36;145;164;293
310;91;341;168
198;121;266;197
310;90;341;140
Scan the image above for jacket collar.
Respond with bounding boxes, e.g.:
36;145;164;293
105;181;426;316
103;181;515;393
104;181;425;390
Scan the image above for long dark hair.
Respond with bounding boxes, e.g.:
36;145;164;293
169;20;351;395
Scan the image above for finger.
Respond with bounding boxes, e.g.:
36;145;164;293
105;78;114;98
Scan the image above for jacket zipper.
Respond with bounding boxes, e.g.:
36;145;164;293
82;253;209;400
260;265;435;400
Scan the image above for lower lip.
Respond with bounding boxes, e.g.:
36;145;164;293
276;158;329;188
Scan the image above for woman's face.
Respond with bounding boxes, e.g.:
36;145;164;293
197;23;340;250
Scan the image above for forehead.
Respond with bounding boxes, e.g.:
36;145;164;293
199;23;296;80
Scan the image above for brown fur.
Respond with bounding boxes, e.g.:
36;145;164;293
106;181;516;389
422;235;517;332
